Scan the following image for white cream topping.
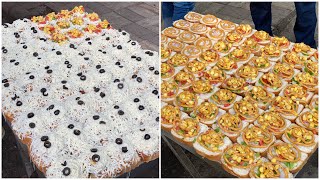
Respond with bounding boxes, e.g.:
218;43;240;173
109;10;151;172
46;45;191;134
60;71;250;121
2;15;159;178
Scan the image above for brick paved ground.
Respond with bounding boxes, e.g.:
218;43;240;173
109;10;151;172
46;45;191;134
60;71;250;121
2;2;159;178
2;2;159;51
161;2;318;178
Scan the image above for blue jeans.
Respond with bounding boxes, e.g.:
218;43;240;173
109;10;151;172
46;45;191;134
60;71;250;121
250;2;317;48
162;2;195;28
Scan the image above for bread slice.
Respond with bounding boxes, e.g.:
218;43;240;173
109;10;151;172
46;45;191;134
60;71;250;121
237;124;276;157
295;108;318;134
212;121;249;143
249;159;293;178
220;156;251;178
193;134;232;162
266;140;308;174
278;104;304;122
282;125;318;155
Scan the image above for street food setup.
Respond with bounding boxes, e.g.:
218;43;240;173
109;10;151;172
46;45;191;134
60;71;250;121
2;6;159;178
161;11;318;178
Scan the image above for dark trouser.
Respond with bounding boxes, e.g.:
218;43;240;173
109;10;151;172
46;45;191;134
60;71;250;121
162;2;195;28
250;2;317;48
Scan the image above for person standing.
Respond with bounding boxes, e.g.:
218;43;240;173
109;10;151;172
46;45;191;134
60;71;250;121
162;2;195;28
250;2;317;48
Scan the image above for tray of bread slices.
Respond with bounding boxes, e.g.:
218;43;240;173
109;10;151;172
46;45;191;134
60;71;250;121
2;5;159;178
161;11;318;178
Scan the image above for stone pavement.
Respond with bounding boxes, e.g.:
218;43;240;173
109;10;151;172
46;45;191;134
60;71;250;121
1;2;159;178
161;2;318;178
2;2;159;51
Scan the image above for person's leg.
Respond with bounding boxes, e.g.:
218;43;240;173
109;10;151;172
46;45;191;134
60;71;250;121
162;2;174;28
250;2;273;36
172;2;195;22
294;2;317;48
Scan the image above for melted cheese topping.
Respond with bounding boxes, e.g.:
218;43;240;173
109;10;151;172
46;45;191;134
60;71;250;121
186;60;206;73
184;12;202;22
251;56;270;69
242;37;259;50
163;27;180;38
190;23;208;34
242;125;273;148
197;129;224;151
251;162;288;178
173;118;200;137
283;84;307;102
293;72;317;88
247;86;272;103
283;51;306;65
268;142;300;163
213;40;232;53
173;19;191;30
224;77;245;90
175;91;197;108
161;62;175;78
237;65;258;79
216;57;236;70
219;20;236;31
272;96;298;116
203;66;226;83
272;36;289;48
285;126;315;146
161;46;171;59
168;39;184;52
293;43;311;54
200;14;219;26
260;73;282;89
305;60;318;75
235;24;252;35
299;111;318;130
253;31;270;41
261;44;281;57
178;31;197;43
199;50;218;63
223;144;255;168
192;80;212;94
193;101;218;120
257;112;286;132
226;31;243;43
168;53;188;66
218;113;242;133
211;89;236;104
161;105;181;124
161;81;178;99
234;100;259;118
207;28;225;40
273;62;294;79
174;71;195;86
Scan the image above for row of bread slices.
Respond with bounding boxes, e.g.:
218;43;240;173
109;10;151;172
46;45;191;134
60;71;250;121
30;5;110;43
161;12;317;79
164;11;317;56
161;25;318;97
161;34;318;77
162;82;318;125
161;100;318;177
161;25;318;74
161;61;318;121
161;61;318;104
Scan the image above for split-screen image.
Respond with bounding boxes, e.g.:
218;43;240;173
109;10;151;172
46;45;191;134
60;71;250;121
2;1;319;179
